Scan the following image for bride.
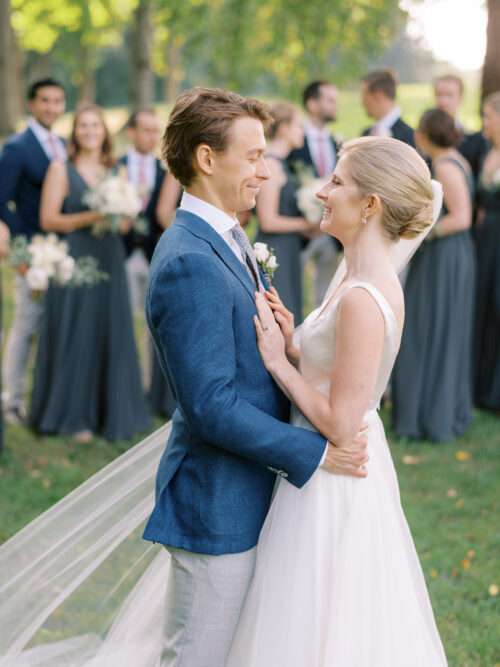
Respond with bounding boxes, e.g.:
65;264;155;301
226;136;448;665
0;137;447;666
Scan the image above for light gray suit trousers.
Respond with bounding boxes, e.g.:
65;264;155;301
161;546;256;667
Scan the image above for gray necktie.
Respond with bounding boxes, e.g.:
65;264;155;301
230;223;265;291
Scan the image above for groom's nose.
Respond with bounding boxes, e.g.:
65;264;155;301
256;156;271;181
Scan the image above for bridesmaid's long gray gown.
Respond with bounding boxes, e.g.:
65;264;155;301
392;158;476;442
474;153;500;411
30;163;151;441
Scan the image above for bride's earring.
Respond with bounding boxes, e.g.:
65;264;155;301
361;212;368;225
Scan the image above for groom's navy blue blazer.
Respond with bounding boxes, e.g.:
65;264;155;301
143;208;326;555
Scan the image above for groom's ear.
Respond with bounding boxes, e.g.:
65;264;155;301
194;143;216;177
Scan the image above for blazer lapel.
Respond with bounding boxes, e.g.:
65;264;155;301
25;127;50;169
175;210;257;302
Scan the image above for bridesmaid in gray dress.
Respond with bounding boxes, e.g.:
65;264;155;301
474;93;500;412
392;109;475;441
30;104;150;442
255;102;319;324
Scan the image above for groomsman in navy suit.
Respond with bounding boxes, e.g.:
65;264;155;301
119;109;165;314
361;69;415;146
433;74;489;186
288;80;341;307
119;109;175;418
0;78;66;425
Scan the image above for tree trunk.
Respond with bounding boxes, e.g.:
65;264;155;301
76;46;96;103
0;0;18;136
28;52;52;83
164;38;182;103
132;0;154;109
482;0;500;102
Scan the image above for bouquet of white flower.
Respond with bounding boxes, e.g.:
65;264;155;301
253;242;279;280
10;234;108;298
83;168;147;237
296;176;329;225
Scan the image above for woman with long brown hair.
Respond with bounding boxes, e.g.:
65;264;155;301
30;104;151;442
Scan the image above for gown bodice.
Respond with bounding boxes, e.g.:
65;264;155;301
293;281;401;423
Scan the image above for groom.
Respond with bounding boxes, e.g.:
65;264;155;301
144;87;368;666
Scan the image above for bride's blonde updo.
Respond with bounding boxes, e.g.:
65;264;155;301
339;136;434;240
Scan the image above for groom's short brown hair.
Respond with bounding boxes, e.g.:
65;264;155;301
163;87;272;187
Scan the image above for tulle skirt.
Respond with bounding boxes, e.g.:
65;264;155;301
226;410;448;666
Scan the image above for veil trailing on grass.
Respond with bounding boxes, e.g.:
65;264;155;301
0;182;443;666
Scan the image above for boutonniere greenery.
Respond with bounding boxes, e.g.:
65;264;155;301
253;242;279;280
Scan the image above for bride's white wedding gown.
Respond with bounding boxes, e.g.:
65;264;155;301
227;280;448;666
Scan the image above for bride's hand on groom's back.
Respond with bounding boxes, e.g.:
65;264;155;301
321;429;369;478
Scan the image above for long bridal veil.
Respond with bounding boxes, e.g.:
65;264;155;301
0;181;443;666
0;424;172;665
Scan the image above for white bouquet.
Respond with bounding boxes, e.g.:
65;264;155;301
491;168;500;188
10;234;108;298
83;168;146;237
296;177;329;225
253;242;279;280
293;163;329;225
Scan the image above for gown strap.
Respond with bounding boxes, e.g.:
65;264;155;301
335;281;399;349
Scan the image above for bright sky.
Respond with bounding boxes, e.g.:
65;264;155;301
401;0;487;71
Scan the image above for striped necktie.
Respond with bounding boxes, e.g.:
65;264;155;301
230;223;264;291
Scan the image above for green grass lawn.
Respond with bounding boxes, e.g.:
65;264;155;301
1;404;499;665
1;83;498;665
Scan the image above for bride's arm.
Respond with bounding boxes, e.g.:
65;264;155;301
254;289;384;448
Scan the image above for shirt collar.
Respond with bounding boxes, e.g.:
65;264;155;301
180;192;237;235
375;106;401;132
29;118;54;143
304;121;331;140
128;148;155;163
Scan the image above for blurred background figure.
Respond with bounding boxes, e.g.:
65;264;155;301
361;69;415;146
288;80;340;307
392;108;475;442
119;108;176;420
156;171;183;230
0;79;66;426
434;74;490;186
255;102;316;323
30;104;150;442
0;221;11;453
120;109;164;317
474;92;500;413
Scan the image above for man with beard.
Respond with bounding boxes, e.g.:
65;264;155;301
288;80;341;307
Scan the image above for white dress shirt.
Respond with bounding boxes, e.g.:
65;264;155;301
370;107;401;137
180;192;329;469
126;149;156;194
28;119;66;161
180;192;245;263
304;122;336;177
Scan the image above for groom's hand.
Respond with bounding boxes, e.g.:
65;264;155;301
321;432;369;478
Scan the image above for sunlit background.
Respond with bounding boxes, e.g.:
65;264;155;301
402;0;487;71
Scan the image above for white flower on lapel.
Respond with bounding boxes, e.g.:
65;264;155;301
253;242;279;279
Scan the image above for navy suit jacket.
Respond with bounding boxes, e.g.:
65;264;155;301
0;127;55;238
118;154;166;262
287;134;339;177
143;209;326;555
363;117;415;147
459;130;489;185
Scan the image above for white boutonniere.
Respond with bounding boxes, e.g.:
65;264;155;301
253;242;279;280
